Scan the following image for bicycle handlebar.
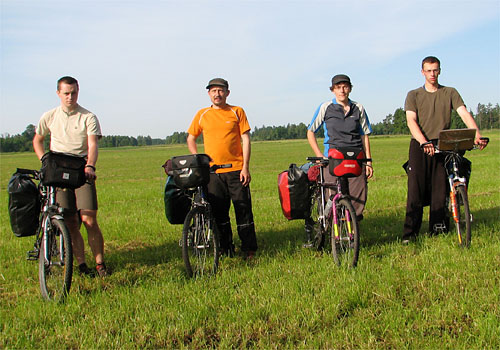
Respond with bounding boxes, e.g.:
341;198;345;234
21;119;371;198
210;163;232;172
423;137;489;153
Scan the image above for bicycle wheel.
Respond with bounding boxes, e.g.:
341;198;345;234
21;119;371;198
309;189;326;250
182;206;220;278
39;217;73;301
454;185;471;247
331;198;360;267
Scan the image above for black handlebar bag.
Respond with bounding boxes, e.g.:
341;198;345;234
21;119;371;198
171;154;211;189
40;151;87;189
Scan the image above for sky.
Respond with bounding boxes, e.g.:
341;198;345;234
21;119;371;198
1;0;499;138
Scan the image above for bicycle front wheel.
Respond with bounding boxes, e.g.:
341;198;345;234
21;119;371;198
454;185;471;247
182;206;220;278
331;198;360;268
39;217;73;301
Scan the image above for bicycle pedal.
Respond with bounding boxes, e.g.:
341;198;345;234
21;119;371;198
26;250;39;261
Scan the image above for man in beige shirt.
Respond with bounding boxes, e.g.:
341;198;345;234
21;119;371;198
33;76;109;277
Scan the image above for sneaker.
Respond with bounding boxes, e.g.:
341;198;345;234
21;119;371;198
402;235;416;245
96;262;110;277
245;251;256;260
78;263;96;277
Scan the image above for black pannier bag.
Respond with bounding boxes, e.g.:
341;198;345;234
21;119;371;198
278;163;310;220
164;176;192;224
40;151;86;189
8;171;41;237
171;154;211;189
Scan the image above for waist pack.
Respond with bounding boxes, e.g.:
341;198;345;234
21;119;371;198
328;147;365;178
278;164;310;220
164;176;192;224
171;154;211;189
8;171;41;237
40;151;86;189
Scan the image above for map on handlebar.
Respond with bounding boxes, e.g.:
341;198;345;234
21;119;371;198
437;129;476;151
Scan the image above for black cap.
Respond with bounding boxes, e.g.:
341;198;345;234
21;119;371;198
331;74;351;87
206;78;229;90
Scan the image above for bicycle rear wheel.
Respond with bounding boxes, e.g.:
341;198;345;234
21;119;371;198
331;198;360;267
454;185;471;247
309;188;326;250
39;217;73;301
182;206;220;278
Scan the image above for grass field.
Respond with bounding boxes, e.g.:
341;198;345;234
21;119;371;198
1;132;499;349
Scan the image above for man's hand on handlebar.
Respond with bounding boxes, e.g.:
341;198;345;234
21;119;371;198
420;141;435;156
476;137;489;150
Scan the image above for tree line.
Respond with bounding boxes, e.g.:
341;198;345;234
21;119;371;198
1;103;498;153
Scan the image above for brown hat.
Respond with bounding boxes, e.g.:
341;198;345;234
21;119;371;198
331;74;351;87
206;78;229;90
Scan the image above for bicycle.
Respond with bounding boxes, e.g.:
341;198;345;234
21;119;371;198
306;157;361;268
167;156;232;278
18;168;73;301
428;129;489;247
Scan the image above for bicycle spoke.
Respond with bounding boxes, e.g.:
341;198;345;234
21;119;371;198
182;207;220;278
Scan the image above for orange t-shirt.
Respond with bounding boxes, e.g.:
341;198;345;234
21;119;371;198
188;105;251;173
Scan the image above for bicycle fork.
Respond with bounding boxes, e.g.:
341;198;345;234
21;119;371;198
331;193;353;240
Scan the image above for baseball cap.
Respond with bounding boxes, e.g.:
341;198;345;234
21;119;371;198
331;74;351;86
206;78;229;90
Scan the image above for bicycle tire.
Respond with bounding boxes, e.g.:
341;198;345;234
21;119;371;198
454;185;472;247
310;188;326;250
331;198;360;267
39;217;73;301
182;206;220;278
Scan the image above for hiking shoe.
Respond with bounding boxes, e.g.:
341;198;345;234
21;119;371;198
244;251;256;261
78;263;96;277
96;262;110;277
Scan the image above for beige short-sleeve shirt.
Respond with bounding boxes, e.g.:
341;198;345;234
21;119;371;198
36;105;102;156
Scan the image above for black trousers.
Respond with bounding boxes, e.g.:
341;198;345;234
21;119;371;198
207;171;258;253
403;139;448;239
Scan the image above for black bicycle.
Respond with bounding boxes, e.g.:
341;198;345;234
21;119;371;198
19;168;73;301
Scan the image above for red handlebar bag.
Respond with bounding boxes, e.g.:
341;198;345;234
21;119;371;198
328;147;365;178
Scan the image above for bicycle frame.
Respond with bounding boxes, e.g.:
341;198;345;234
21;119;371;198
307;158;355;239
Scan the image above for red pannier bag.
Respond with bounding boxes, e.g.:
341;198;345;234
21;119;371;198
278;164;310;220
328;147;365;178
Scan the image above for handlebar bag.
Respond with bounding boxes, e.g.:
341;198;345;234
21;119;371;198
278;163;310;220
164;176;191;225
171;154;211;189
8;172;40;237
328;147;365;178
40;151;86;189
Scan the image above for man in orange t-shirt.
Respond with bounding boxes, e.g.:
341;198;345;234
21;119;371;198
187;78;257;259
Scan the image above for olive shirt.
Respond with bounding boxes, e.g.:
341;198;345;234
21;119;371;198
36;104;102;156
404;85;465;140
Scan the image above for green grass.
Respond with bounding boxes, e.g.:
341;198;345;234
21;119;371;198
1;132;499;349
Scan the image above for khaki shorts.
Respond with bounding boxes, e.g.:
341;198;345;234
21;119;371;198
56;182;98;213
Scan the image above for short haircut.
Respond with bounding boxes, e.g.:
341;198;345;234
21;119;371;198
57;76;79;91
421;56;440;69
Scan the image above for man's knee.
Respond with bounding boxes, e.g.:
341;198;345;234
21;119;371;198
80;209;99;228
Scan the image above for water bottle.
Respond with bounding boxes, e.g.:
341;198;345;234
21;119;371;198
324;196;333;216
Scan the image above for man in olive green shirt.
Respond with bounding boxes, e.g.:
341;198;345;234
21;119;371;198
403;56;488;243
